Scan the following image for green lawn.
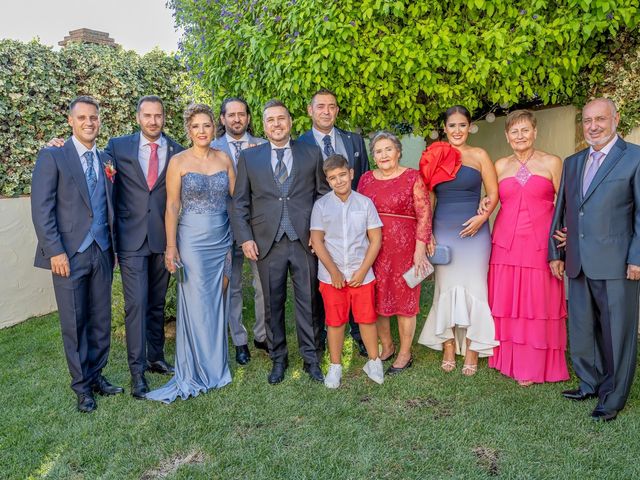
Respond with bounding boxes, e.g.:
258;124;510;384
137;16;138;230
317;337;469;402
2;278;640;479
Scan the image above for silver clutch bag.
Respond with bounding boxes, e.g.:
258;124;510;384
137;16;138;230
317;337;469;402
402;261;435;289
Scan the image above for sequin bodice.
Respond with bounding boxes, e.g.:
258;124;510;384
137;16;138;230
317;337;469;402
181;171;229;214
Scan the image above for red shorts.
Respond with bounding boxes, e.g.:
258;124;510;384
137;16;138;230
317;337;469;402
319;281;377;327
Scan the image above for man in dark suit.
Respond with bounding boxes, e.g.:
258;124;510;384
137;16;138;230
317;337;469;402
104;96;184;398
298;88;370;357
232;99;329;384
211;97;268;366
549;98;640;421
32;96;123;413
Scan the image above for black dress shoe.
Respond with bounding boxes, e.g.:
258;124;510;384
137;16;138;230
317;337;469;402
146;359;175;375
253;339;269;352
91;375;124;396
131;373;149;399
268;360;288;385
591;407;618;422
386;356;413;375
303;362;324;382
562;388;597;401
77;393;97;413
235;345;251;365
354;338;368;358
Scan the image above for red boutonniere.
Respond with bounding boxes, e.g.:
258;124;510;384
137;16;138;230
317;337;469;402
103;160;117;183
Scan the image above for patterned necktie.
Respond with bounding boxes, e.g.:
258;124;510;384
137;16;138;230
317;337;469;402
148;143;159;190
583;151;604;195
84;151;97;193
231;141;244;162
322;135;335;157
274;148;288;184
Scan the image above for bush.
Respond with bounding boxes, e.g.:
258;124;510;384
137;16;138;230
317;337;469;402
0;40;195;197
170;0;638;136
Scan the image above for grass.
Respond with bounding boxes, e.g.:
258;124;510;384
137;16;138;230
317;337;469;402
2;276;640;479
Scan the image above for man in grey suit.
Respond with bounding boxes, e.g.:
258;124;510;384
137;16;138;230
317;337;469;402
32;96;123;413
549;98;640;421
211;97;268;366
232;99;329;384
298;88;370;357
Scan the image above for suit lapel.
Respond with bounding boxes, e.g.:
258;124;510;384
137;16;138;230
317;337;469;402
128;132;149;190
153;134;174;191
581;138;625;204
288;141;299;188
337;128;355;167
97;150;114;221
64;140;92;210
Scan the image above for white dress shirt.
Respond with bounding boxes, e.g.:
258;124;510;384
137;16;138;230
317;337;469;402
270;140;293;175
138;134;167;180
72;135;99;178
310;190;383;284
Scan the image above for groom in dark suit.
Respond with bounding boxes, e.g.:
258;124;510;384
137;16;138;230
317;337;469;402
32;96;123;412
104;96;184;398
298;88;370;357
232;99;329;384
549;98;640;421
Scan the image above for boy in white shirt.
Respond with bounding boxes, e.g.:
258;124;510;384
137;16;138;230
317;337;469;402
310;155;384;388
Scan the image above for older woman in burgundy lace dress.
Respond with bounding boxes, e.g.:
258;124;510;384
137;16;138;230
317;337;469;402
358;131;432;374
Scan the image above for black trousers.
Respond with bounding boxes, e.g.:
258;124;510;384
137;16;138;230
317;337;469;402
52;243;114;395
568;272;640;413
118;241;170;375
257;237;320;364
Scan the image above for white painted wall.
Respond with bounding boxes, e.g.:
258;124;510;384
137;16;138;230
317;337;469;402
0;197;57;328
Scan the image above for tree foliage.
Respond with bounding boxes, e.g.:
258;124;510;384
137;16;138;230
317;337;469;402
0;40;194;197
171;0;639;136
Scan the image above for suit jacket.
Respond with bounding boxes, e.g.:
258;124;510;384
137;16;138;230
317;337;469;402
105;132;184;253
210;133;267;163
31;138;115;269
548;137;640;279
297;126;369;188
231;140;329;259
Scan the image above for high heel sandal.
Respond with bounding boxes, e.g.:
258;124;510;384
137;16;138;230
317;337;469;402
380;345;396;362
461;364;478;376
441;360;456;372
441;340;456;372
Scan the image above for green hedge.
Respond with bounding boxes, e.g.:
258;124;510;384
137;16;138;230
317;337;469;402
0;40;196;197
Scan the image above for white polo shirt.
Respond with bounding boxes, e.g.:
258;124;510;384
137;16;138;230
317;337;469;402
310;190;383;284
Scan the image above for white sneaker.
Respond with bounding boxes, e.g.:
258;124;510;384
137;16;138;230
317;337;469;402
363;358;384;385
324;363;342;389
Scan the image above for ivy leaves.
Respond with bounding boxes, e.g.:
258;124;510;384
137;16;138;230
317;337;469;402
0;41;193;197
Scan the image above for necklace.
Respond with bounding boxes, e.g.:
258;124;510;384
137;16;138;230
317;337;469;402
513;149;534;186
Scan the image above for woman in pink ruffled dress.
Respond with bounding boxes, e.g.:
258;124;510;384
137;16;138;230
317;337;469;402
488;110;569;386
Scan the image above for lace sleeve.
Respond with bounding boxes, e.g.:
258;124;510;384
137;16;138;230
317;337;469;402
413;174;432;243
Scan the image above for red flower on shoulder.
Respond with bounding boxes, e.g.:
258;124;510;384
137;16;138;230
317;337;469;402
103;160;117;183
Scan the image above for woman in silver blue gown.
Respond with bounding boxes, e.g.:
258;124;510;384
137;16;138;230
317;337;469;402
146;104;235;403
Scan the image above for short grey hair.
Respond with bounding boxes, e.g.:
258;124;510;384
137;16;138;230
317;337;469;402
584;97;617;116
370;130;402;159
